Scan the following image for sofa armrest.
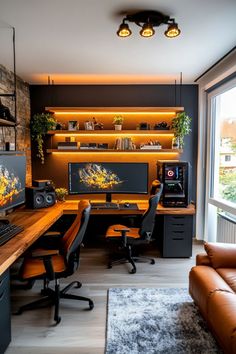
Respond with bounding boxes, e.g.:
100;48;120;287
196;253;211;266
204;242;236;269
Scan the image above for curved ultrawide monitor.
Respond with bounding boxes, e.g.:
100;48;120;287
68;162;148;195
0;154;26;212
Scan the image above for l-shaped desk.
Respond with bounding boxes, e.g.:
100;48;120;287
0;200;195;276
0;201;195;353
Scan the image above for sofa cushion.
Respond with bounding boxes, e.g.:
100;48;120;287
216;268;236;293
208;290;236;354
189;265;234;318
204;242;236;269
196;253;211;266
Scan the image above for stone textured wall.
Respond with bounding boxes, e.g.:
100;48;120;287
0;64;32;185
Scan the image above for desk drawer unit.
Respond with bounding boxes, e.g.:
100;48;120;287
0;270;11;354
162;215;193;257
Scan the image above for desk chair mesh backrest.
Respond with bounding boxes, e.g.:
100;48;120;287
106;184;163;274
17;200;94;324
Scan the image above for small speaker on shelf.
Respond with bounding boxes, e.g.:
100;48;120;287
25;187;56;209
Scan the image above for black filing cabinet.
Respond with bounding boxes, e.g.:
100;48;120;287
156;215;193;257
0;270;11;354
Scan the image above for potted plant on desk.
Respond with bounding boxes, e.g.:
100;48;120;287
55;188;68;202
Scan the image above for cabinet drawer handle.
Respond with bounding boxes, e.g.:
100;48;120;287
172;238;184;241
172;216;185;219
173;231;184;234
172;223;184;226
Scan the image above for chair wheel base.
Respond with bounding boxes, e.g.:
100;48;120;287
89;301;94;310
54;316;61;325
150;259;155;265
130;268;136;274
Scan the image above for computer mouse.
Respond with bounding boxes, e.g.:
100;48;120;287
124;203;130;208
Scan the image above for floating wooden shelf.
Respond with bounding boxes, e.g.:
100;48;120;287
47;149;182;153
47;129;174;135
46;106;184;113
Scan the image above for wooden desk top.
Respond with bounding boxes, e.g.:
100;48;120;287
0;201;195;276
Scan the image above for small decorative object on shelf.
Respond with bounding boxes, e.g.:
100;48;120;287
93;117;104;130
0;98;15;123
113;115;124;130
171;112;191;148
55;188;68;202
68;120;78;131
154;122;170;130
31;112;57;164
97;143;108;149
140;140;162;150
138;122;150;130
84;121;94;130
172;137;179;149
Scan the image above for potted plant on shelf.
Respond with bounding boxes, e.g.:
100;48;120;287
171;112;191;149
113;115;124;130
55;188;68;202
31;112;57;164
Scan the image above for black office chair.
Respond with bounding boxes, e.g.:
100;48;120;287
105;184;163;274
16;200;94;324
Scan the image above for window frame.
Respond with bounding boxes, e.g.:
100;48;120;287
206;77;236;218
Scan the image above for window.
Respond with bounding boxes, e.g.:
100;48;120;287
205;78;236;242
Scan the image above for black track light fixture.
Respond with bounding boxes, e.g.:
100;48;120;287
117;20;132;37
117;10;181;39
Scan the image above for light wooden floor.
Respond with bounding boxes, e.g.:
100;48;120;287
6;240;204;354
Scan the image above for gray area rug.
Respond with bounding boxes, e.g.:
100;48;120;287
105;288;222;354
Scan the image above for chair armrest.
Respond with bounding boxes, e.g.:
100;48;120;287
31;248;59;258
114;228;130;233
114;228;130;247
30;248;59;281
42;231;62;237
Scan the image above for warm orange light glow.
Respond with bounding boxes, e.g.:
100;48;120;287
51;151;180;155
53;111;177;115
54;133;174;137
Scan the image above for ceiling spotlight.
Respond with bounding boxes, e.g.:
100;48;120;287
117;20;132;37
140;22;155;38
165;22;181;38
117;10;181;39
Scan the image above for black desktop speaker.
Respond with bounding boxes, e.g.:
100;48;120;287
25;186;56;209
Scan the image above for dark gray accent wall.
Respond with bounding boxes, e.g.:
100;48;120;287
30;84;198;201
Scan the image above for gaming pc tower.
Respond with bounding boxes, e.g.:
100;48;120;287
157;161;190;207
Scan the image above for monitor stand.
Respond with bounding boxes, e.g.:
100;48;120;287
106;193;112;203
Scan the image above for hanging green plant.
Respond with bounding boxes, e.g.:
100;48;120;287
171;112;192;148
31;112;57;164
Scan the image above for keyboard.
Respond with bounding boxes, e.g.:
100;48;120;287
0;222;24;246
91;202;119;209
91;202;138;210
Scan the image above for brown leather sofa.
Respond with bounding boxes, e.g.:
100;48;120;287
189;242;236;354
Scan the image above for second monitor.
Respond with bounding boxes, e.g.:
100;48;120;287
68;162;148;203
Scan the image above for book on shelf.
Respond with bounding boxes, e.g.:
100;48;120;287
114;137;135;150
140;145;162;150
80;143;98;150
57;142;78;150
